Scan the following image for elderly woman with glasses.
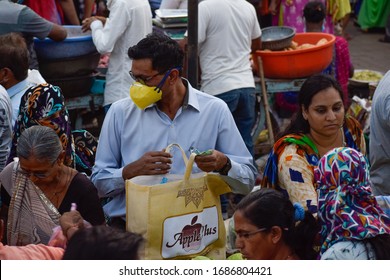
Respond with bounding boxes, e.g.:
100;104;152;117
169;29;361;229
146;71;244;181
0;126;105;246
233;188;319;260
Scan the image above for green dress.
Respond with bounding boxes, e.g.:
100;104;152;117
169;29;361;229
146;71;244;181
357;0;390;30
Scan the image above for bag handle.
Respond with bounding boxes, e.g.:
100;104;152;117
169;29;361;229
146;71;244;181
165;143;197;185
165;143;189;165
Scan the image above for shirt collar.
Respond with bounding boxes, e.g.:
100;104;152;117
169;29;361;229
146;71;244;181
145;78;200;112
182;78;200;112
7;78;29;98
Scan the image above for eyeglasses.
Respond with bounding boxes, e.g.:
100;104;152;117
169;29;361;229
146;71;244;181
128;70;162;84
18;157;58;179
235;228;268;239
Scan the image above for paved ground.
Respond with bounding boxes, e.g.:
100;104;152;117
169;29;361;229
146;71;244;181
346;21;390;74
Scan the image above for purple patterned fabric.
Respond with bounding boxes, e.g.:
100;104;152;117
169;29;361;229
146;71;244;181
8;83;97;175
9;83;74;166
314;147;390;256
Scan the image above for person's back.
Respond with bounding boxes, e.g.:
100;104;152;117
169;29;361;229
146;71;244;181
369;70;390;196
83;0;152;109
0;1;67;70
197;0;261;156
198;0;260;95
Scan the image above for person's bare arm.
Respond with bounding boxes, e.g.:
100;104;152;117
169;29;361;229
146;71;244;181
83;0;95;20
58;0;80;25
251;37;262;53
48;24;68;41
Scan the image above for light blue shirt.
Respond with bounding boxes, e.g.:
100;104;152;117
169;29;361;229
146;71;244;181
6;79;34;124
91;79;257;219
321;240;376;260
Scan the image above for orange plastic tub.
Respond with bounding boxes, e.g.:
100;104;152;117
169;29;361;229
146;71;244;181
254;33;336;79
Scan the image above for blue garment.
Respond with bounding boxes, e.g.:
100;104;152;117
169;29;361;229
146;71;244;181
216;88;256;156
6;79;36;124
148;0;161;17
148;0;161;10
91;79;257;220
321;240;376;260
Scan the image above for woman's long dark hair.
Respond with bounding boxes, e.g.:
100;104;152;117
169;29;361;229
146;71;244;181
280;74;345;138
365;235;390;259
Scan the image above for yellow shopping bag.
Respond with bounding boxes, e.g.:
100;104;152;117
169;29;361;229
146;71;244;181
126;144;231;260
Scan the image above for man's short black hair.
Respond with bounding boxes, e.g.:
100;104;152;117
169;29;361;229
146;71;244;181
128;32;184;75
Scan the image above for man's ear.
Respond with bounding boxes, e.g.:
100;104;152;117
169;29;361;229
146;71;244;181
169;68;180;84
0;68;12;83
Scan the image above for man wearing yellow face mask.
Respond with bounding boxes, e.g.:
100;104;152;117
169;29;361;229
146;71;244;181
91;33;258;229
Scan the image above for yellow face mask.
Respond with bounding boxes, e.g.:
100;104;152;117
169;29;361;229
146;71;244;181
129;82;162;109
129;67;181;109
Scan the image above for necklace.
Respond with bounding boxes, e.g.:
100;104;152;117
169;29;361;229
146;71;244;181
46;167;74;208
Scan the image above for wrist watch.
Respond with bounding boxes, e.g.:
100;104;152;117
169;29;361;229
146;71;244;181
216;157;232;176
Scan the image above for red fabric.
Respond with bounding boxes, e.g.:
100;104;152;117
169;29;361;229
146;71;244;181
260;0;270;15
24;0;63;24
334;36;352;106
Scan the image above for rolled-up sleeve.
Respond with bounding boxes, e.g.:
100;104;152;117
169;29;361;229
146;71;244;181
90;4;130;54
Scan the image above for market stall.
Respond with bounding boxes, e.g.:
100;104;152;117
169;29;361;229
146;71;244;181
34;25;105;136
251;28;336;156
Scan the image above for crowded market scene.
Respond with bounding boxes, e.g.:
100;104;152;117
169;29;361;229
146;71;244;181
0;0;390;262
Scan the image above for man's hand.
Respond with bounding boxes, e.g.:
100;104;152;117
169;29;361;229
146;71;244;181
122;151;172;180
194;150;228;173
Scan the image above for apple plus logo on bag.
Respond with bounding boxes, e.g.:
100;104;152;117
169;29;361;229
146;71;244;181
162;207;219;258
